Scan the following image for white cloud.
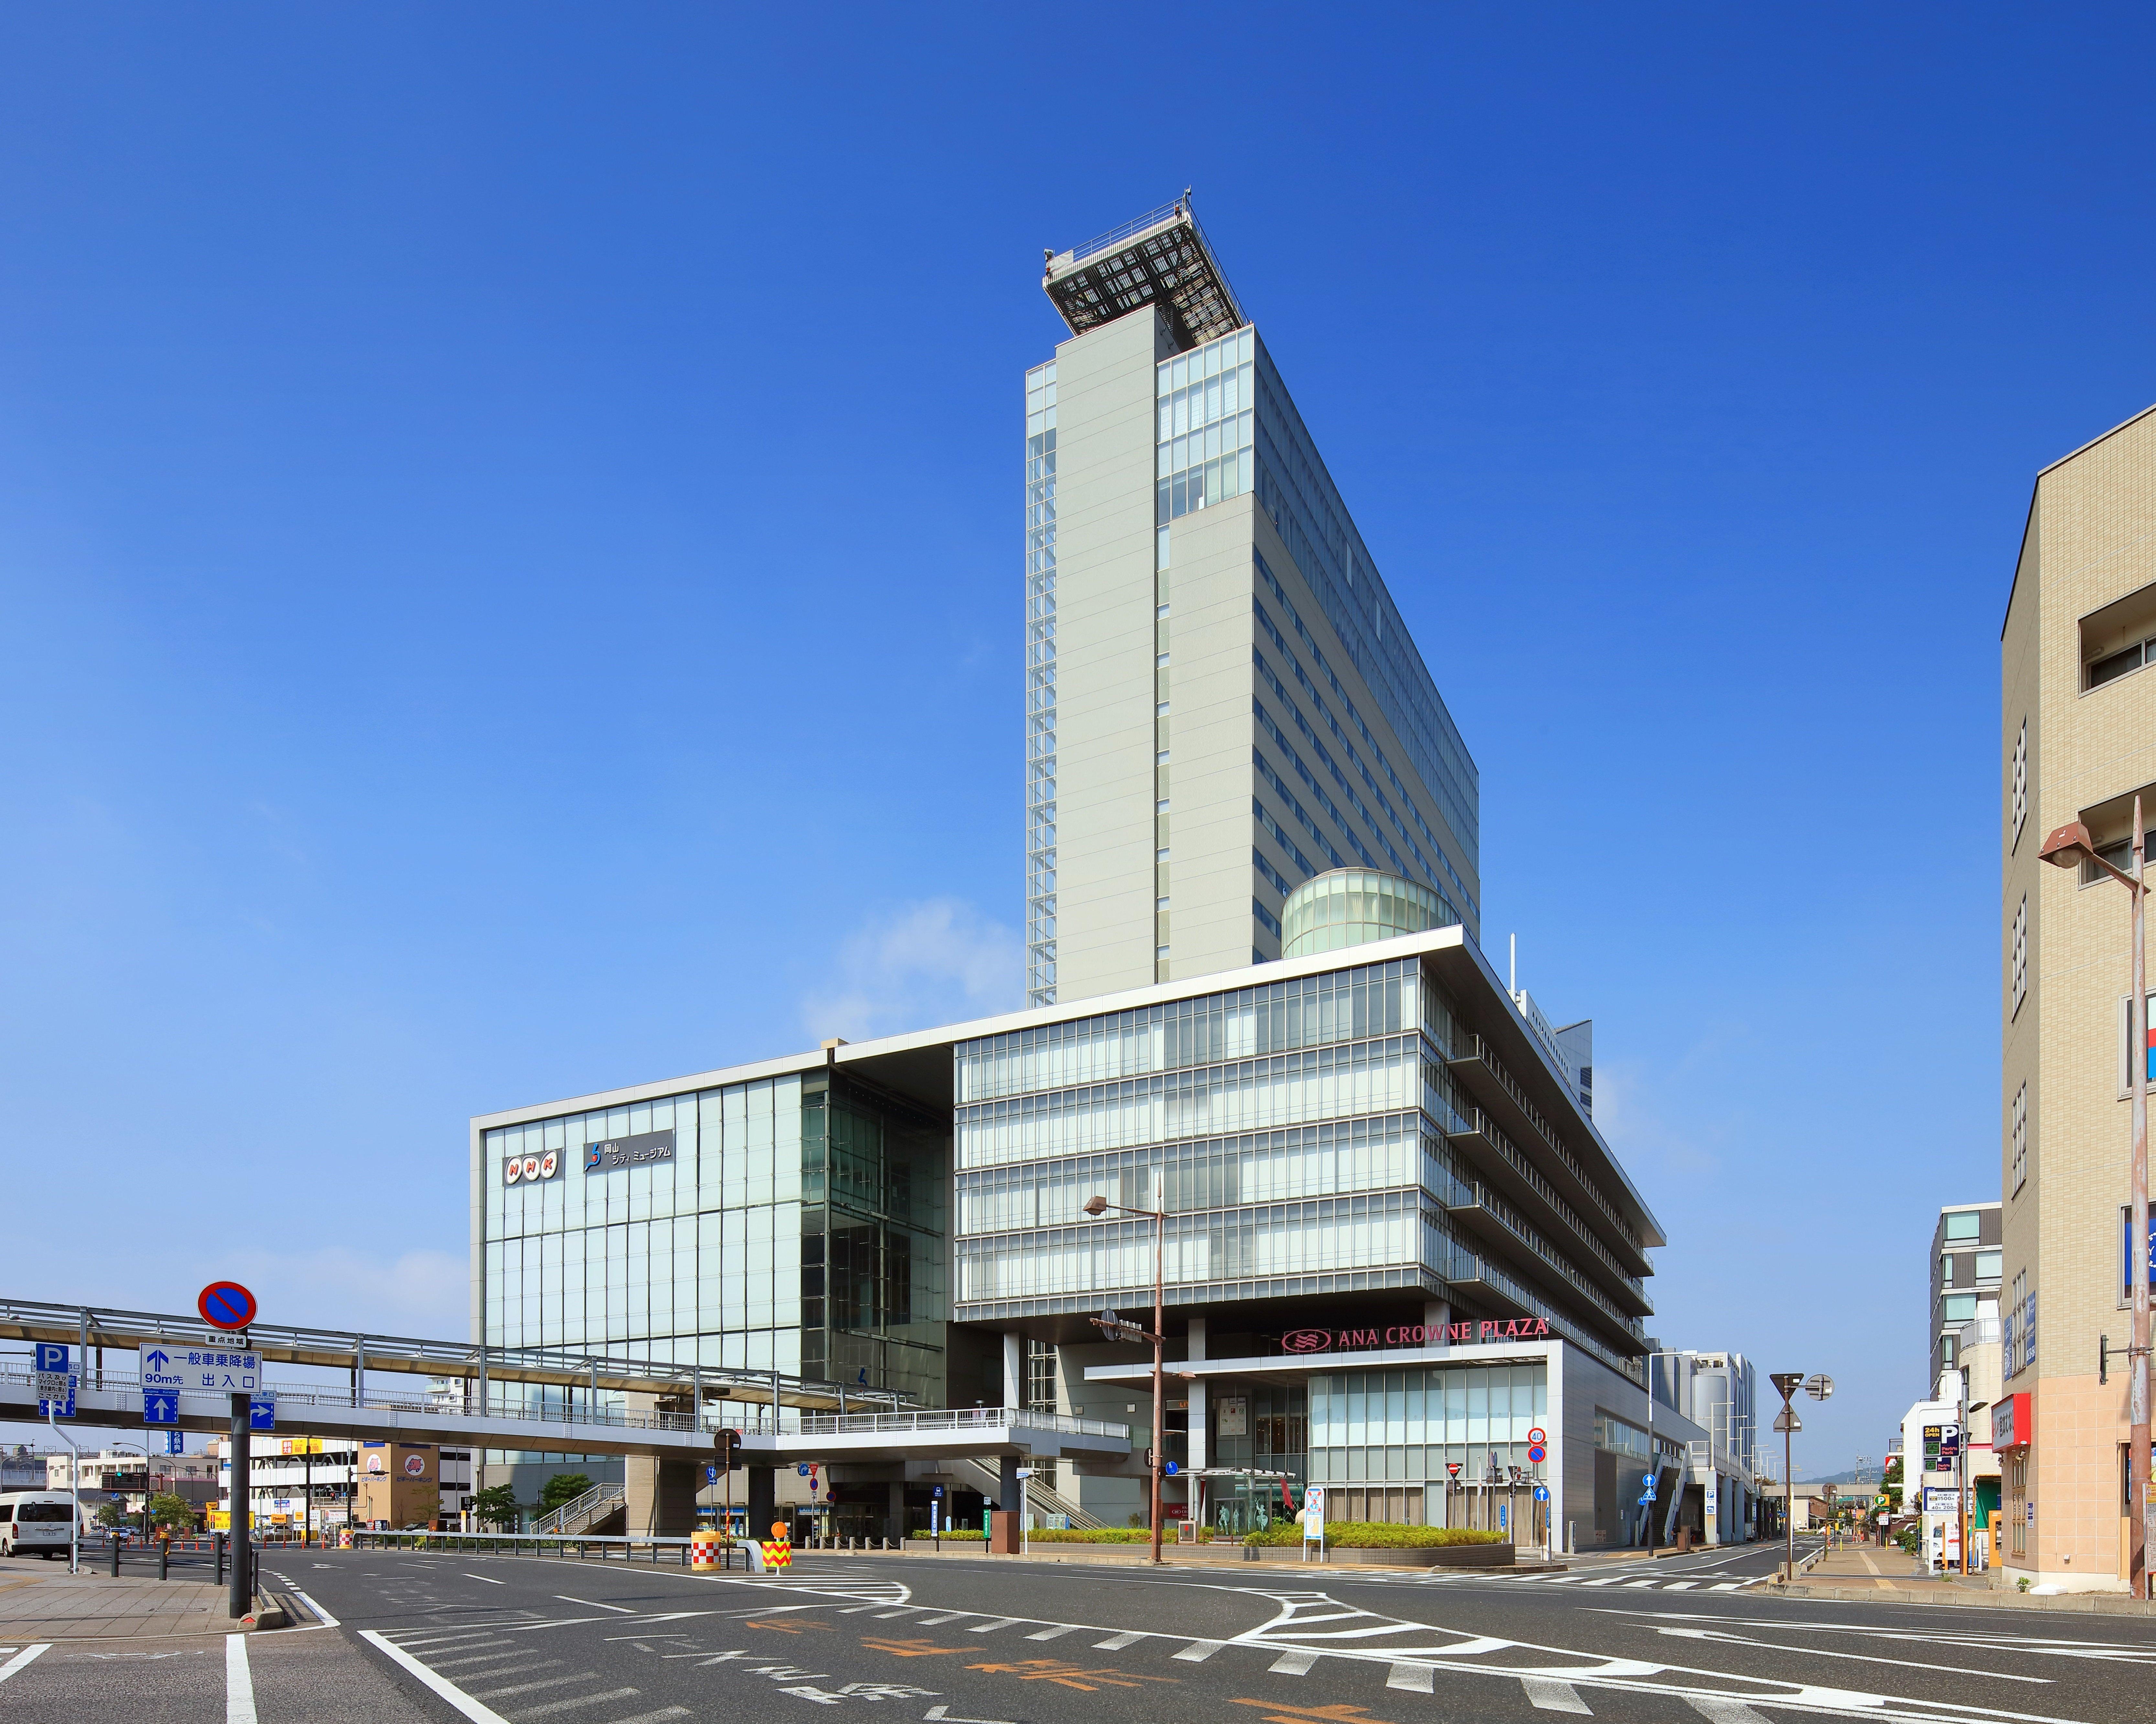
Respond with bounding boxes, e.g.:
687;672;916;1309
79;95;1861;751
802;898;1024;1043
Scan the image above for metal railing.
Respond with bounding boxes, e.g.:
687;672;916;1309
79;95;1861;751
533;1481;626;1534
0;1296;907;1411
1059;203;1183;270
783;1406;1130;1442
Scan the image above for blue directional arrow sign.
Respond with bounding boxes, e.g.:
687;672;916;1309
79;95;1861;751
706;1465;718;1484
1164;1460;1179;1476
144;1390;180;1427
248;1395;277;1432
1534;1485;1550;1503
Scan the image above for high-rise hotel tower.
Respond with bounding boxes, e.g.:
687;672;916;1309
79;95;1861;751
1024;200;1480;1007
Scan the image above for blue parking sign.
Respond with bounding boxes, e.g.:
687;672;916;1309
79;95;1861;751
34;1343;69;1374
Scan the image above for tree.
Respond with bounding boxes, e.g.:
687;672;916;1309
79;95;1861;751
94;1499;126;1528
538;1473;596;1514
472;1485;520;1531
147;1493;198;1534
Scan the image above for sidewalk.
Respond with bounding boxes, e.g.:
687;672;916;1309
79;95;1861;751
1764;1541;2156;1615
0;1567;281;1639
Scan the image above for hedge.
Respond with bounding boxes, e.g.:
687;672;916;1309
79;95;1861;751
908;1528;986;1540
1243;1521;1508;1548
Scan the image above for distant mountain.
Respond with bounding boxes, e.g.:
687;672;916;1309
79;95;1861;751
1792;1469;1881;1487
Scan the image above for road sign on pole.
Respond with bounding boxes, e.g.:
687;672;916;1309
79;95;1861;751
143;1390;180;1427
36;1373;74;1417
198;1282;258;1331
34;1343;69;1374
249;1394;277;1432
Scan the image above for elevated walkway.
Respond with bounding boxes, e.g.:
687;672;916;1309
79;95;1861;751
737;1407;1130;1466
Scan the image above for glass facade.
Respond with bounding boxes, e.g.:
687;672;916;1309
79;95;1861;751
954;952;1644;1379
482;1070;951;1414
1024;361;1059;1006
1282;868;1451;960
1307;1362;1547;1490
1248;335;1479;866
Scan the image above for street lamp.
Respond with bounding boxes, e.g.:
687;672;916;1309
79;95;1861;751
1083;1191;1169;1566
2039;809;2152;1601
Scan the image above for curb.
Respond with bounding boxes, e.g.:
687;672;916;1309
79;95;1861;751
1765;1581;2156;1615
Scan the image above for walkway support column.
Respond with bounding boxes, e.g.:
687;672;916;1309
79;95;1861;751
998;1455;1021;1512
888;1480;906;1543
747;1466;776;1541
1001;1334;1022;1410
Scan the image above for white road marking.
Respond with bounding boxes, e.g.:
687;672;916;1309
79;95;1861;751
968;1618;1022;1631
1269;1651;1316;1674
1173;1640;1224;1662
1093;1632;1143;1649
513;1688;643;1717
360;1629;516;1723
1687;1701;1774;1724
472;1673;592;1699
1650;1625;2053;1683
0;1645;52;1686
915;1613;968;1625
290;1589;340;1627
603;1711;690;1724
226;1635;257;1724
1523;1676;1593;1713
1663;1581;1697;1590
1024;1625;1080;1640
467;1573;507;1585
554;1596;637;1614
432;1649;542;1670
1386;1661;1436;1692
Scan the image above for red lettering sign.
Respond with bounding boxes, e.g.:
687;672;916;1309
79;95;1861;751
1278;1315;1551;1355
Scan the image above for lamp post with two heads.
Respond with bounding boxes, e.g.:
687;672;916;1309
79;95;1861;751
1084;1192;1168;1565
2039;806;2152;1599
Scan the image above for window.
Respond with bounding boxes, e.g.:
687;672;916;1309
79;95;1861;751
2079;583;2156;691
1939;1335;1959;1367
1943;1293;1978;1323
1943;1210;1981;1241
2011;1083;2027;1194
1976;1250;2002;1282
1940;1254;1956;1286
2088;637;2154;689
2012;897;2028;1016
2012;719;2028;851
2085;827;2156;886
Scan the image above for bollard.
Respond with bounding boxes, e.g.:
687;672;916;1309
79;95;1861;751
160;1538;170;1581
215;1532;226;1587
110;1537;121;1577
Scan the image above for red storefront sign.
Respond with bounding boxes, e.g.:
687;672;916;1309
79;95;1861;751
1279;1317;1552;1355
1993;1391;2031;1452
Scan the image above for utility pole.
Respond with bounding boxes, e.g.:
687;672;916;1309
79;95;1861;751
1085;1192;1171;1565
228;1391;251;1618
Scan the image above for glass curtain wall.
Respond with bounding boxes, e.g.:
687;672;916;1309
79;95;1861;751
800;1073;951;1408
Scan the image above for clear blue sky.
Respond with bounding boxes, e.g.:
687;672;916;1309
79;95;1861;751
5;6;2150;1472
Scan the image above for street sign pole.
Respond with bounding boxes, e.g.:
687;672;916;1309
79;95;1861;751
228;1390;250;1618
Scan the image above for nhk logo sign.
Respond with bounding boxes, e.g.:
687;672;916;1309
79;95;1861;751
503;1150;560;1185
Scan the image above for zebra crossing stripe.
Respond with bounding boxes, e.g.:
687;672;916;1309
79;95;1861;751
1093;1632;1143;1649
1386;1663;1436;1693
1269;1651;1317;1675
1173;1641;1225;1662
1522;1677;1594;1714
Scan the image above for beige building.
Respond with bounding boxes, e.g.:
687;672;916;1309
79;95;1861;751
1998;401;2156;1591
1025;200;1480;1006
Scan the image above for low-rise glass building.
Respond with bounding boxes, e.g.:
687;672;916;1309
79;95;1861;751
471;920;1728;1548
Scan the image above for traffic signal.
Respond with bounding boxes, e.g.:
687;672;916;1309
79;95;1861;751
716;1428;742;1471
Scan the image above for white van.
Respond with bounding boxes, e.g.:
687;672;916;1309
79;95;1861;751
0;1492;81;1557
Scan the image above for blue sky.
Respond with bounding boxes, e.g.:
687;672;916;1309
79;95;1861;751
4;5;2152;1471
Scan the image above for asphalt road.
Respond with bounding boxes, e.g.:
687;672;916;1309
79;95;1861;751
3;1540;2150;1724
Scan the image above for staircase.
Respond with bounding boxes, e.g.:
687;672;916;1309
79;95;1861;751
533;1481;627;1535
948;1457;1107;1530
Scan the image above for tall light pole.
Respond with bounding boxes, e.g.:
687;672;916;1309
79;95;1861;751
1768;1371;1833;1582
1084;1192;1168;1565
2039;807;2152;1600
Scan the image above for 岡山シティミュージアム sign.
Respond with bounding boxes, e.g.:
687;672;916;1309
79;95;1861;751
584;1130;675;1173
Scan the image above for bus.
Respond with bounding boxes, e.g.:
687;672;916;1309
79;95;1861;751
0;1492;81;1558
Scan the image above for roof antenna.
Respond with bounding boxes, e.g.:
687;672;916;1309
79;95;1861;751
1509;933;1516;997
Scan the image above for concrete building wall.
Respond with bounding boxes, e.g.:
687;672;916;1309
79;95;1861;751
1053;309;1176;1003
2001;401;2156;1591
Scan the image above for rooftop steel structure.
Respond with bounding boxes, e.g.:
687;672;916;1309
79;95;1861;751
1043;195;1244;352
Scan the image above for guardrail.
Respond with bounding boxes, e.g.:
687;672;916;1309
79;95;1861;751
352;1529;759;1567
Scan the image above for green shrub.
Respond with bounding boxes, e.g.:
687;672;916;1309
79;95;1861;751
909;1528;986;1540
1242;1520;1508;1548
1026;1527;1155;1543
